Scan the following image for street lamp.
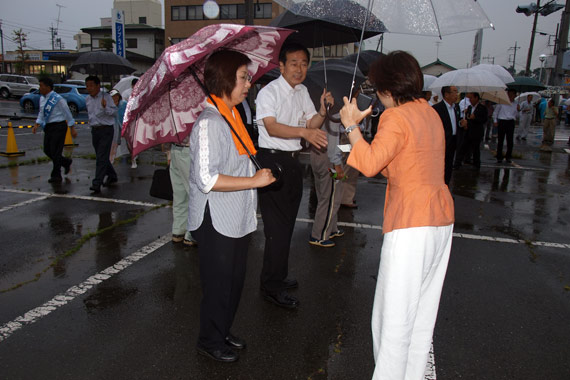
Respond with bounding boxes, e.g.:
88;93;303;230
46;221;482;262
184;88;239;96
539;54;547;82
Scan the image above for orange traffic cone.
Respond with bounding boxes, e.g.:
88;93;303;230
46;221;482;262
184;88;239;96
64;126;78;147
0;122;25;157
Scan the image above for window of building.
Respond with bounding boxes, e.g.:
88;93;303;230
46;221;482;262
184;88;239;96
28;65;46;75
188;5;204;20
139;16;147;24
127;39;138;48
254;3;272;19
52;65;66;74
172;6;186;20
220;4;238;19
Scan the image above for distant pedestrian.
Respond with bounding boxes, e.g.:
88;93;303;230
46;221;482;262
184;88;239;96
455;92;487;170
32;77;76;183
518;94;534;141
432;85;460;184
85;76;118;193
540;98;558;152
493;89;518;163
339;51;454;380
109;89;126;162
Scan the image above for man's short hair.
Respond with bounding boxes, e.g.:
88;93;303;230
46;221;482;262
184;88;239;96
39;77;54;90
279;42;310;65
131;78;139;86
441;86;452;96
470;92;481;100
85;75;100;85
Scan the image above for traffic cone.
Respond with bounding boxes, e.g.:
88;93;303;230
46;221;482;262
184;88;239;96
0;122;25;157
64;126;78;147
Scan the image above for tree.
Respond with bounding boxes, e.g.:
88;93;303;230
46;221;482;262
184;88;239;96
12;29;29;74
100;37;115;51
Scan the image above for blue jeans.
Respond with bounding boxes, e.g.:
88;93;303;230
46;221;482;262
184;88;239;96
91;125;117;187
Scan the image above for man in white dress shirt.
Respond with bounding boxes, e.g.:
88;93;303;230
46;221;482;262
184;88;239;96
255;43;333;309
493;89;518;163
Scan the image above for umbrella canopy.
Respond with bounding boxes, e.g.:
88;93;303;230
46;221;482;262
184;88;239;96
304;58;366;113
69;51;136;76
429;68;506;94
506;77;546;92
274;0;493;38
343;50;384;76
122;24;295;157
480;90;511;105
270;10;385;47
423;74;437;91
113;75;138;97
515;92;541;104
470;64;514;85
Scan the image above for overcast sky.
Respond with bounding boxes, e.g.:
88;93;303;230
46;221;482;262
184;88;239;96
0;0;565;72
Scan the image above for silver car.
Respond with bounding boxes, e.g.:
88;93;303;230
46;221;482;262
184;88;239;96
0;74;40;99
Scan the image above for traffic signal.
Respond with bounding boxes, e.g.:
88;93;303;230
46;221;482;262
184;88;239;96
539;2;564;16
516;3;538;16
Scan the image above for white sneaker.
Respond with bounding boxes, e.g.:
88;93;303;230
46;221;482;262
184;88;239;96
131;160;137;169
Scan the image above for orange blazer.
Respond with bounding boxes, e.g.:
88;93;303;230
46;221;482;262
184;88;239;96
348;99;454;234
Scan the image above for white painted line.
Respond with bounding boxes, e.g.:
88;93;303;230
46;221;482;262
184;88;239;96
0;235;171;343
0;188;164;208
0;195;48;213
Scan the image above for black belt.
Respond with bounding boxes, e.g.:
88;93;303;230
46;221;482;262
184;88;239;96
258;147;300;158
91;124;113;130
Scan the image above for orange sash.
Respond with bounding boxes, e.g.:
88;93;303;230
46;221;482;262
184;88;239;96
207;94;257;156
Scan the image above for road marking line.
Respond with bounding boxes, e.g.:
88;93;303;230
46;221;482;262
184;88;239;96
0;195;48;213
0;235;171;343
0;188;163;208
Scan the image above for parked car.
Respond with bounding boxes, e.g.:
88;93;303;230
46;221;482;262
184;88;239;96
64;79;86;86
20;84;89;116
0;74;40;99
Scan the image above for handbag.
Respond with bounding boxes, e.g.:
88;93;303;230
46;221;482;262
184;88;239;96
149;167;173;201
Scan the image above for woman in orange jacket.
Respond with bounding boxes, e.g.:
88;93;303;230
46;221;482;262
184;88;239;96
339;51;454;380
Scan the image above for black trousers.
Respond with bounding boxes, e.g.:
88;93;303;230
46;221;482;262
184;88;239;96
496;119;515;161
192;204;250;350
444;136;457;185
91;126;117;187
43;121;71;180
456;130;483;168
257;150;303;294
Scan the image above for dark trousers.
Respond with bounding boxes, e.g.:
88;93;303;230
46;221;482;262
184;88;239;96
192;204;250;350
496;119;515;161
257;150;303;294
91;126;117;187
456;131;482;168
43;121;71;179
444;136;456;185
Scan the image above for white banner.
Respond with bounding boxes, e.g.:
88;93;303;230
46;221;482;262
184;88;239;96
471;29;483;67
112;9;126;58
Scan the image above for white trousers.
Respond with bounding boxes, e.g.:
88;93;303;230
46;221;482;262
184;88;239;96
519;114;532;139
372;224;453;380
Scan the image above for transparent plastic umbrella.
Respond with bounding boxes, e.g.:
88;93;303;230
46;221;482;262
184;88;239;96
471;64;514;85
429;68;506;94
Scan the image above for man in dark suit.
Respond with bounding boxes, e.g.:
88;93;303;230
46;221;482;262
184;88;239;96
432;86;459;185
455;92;487;170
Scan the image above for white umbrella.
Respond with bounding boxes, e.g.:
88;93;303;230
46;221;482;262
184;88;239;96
113;75;138;97
515;92;541;104
429;68;506;93
423;74;437;91
481;90;511;105
471;64;514;85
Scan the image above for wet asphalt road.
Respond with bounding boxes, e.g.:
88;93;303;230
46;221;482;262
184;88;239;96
0;108;569;379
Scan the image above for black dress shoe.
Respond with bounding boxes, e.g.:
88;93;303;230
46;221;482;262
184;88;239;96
196;345;238;362
263;291;299;309
225;334;246;350
89;185;101;193
283;278;298;289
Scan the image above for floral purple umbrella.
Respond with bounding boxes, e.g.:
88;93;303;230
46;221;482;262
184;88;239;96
122;24;294;157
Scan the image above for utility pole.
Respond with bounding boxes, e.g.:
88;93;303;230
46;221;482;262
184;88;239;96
0;20;4;73
509;41;520;71
244;0;254;25
482;55;495;64
50;25;56;50
55;4;65;50
552;0;570;85
525;0;542;75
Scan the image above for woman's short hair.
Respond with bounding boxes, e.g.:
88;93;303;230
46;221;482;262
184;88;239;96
368;51;423;106
204;50;251;98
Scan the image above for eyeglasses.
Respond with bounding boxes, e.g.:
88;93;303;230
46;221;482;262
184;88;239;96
238;73;252;83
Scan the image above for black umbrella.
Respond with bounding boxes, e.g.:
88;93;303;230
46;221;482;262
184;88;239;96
69;51;136;76
343;50;384;76
506;76;546;92
270;9;385;48
304;58;366;114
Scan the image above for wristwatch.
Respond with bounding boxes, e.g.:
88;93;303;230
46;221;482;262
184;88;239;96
341;124;359;135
